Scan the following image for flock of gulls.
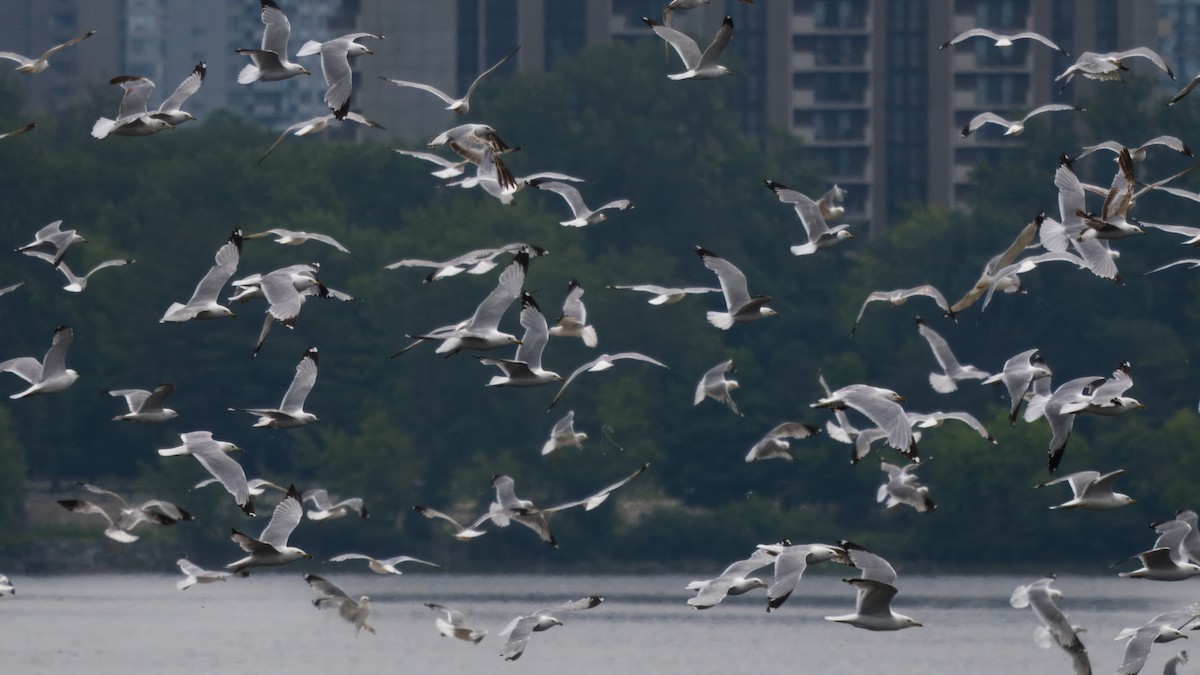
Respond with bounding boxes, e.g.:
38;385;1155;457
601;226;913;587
6;1;1200;671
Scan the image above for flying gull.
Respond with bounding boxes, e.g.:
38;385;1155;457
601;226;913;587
477;293;563;387
0;122;36;140
244;228;349;253
983;348;1053;424
877;460;935;513
406;252;528;356
1034;469;1136;510
302;488;366;520
151;61;206;127
1113;603;1200;675
686;547;774;609
541;410;588;455
296;32;382;118
91;76;176;139
527;179;633;227
1056;48;1175;91
961;105;1081;138
547;279;597;347
939;28;1068;55
812;384;918;460
304;573;375;635
257;111;383;164
236;0;311;83
108;383;179;423
175;559;234;590
547;352;668;411
915;317;990;392
695;246;778;329
160;229;242;323
328;553;439;575
643;15;733;80
755;541;851;612
16;220;86;266
425;603;487;644
385;243;546;284
0;30;95;74
158;431;253;515
379;44;519;115
605;283;721;305
0;325;78;399
825;541;922;631
226;485;310;572
764;179;855;255
744;422;820;462
851;285;950;334
230;348;320;428
695;359;742;416
427;123;517;191
499;596;603;660
1010;577;1091;675
54;258;133;293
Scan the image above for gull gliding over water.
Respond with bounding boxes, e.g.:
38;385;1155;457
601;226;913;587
1113;603;1200;675
236;0;310;83
226;485;310;572
643;15;733;80
825;541;922;631
425;603;487;644
302;488;367;520
499;596;604;660
160;229;242;323
686;547;773;609
0;325;79;399
1035;469;1136;510
755;541;851;612
175;559;234;590
304;573;375;635
1010;577;1091;675
763;179;855;255
695;246;778;329
329;553;439;575
379;44;519;115
0;29;95;73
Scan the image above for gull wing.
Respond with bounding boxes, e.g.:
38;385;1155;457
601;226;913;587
644;19;702;69
940;27;1003;48
259;0;293;56
696;247;751;311
465;253;527;331
514;294;549;370
184;231;243;306
191;444;250;511
841;541;898;585
963;112;1013;137
279;348;319;413
111;76;155;119
39;30;97;61
463;44;521;100
109;388;151;411
529;180;591;219
40;325;73;379
139;383;175;412
1113;46;1174;79
258;486;303;547
379;78;455;105
697;17;734;70
158;62;206;114
765;180;831;239
304;573;353;602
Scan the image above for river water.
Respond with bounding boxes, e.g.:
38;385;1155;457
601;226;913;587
0;571;1193;674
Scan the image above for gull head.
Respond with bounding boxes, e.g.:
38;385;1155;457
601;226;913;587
760;308;779;319
348;44;373;58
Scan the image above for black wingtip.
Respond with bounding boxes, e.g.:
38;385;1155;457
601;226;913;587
764;179;788;192
642;17;661;28
694;245;714;258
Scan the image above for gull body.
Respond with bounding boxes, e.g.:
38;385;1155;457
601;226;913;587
160;230;242;322
91;75;176;139
158;431;252;515
296;32;382;117
695;359;741;416
329;553;438;575
425;603;487;644
547;279;597;347
527;179;633;227
1036;469;1135;510
687;548;773;609
17;220;85;266
302;488;366;520
499;596;603;660
744;422;819;462
940;28;1068;55
541;410;588;455
304;574;375;635
477;293;563;387
825;541;922;631
1010;577;1091;675
695;246;777;329
175;559;233;590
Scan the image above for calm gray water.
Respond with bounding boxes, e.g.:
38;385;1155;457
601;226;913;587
0;571;1192;674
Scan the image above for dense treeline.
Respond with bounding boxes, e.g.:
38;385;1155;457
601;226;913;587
1;42;1200;574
